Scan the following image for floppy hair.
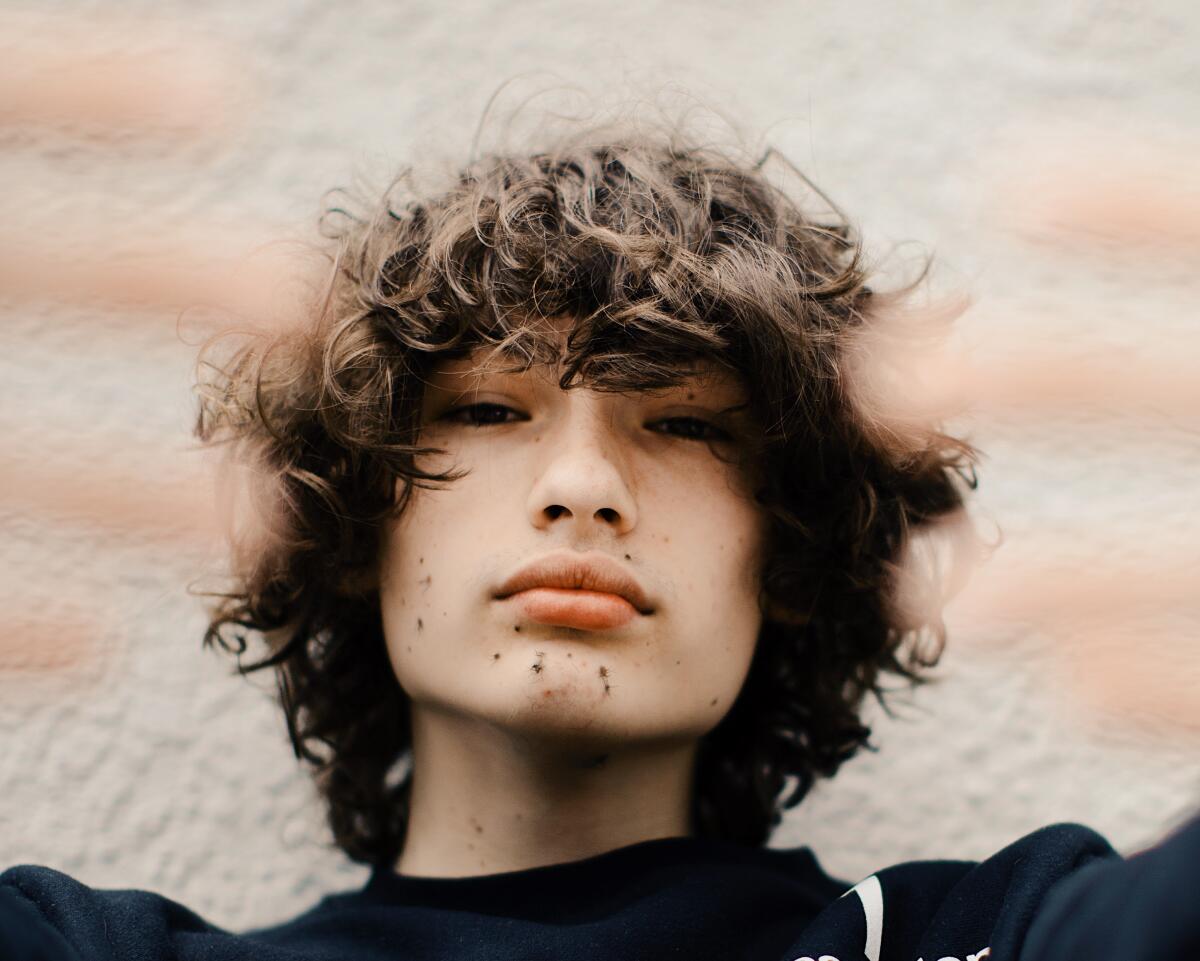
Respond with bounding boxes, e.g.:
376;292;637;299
194;123;977;867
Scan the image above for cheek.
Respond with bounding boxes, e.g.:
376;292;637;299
672;482;768;596
376;524;415;686
663;486;767;678
376;482;501;699
376;498;447;687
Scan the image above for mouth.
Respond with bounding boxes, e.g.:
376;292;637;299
493;550;654;629
500;587;639;631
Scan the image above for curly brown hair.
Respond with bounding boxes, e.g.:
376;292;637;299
193;120;977;869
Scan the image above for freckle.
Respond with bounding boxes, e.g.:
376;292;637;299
663;536;670;543
468;842;475;850
543;689;553;697
514;625;521;632
675;659;681;665
516;812;524;820
492;652;501;660
417;618;423;630
710;697;718;705
419;557;424;564
566;652;572;657
624;554;631;561
475;823;484;834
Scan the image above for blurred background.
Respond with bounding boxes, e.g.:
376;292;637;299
1;0;1197;932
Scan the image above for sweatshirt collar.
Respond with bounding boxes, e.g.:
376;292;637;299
360;834;841;919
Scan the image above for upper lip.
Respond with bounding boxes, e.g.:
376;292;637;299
494;550;654;615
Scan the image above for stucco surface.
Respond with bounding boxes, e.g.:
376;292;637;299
1;0;1197;933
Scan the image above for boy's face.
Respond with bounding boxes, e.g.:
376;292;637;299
377;335;770;752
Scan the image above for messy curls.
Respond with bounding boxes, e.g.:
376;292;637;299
194;122;977;867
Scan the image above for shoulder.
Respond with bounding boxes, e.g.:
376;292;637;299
874;820;1117;896
1;863;225;960
0;864;373;960
846;821;1119;913
788;823;1122;961
874;822;1118;947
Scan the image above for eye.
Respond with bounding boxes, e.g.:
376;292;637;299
649;417;731;442
440;402;524;427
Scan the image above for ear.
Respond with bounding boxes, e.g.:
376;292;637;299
762;596;812;627
334;564;380;598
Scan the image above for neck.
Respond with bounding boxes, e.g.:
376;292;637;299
392;703;699;878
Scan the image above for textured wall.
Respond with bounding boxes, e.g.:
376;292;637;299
1;0;1197;933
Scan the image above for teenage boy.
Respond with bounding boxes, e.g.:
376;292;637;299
2;127;1197;961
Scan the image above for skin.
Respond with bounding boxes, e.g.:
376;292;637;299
379;326;771;878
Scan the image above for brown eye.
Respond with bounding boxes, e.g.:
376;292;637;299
650;417;731;442
441;403;523;426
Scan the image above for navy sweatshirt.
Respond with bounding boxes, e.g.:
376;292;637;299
2;812;1197;961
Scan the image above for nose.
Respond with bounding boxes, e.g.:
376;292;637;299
525;400;637;538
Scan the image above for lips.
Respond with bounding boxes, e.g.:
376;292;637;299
507;588;638;630
493;551;654;626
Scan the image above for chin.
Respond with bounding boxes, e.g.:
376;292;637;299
489;684;705;754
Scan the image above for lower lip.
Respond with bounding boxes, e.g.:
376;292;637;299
503;588;640;630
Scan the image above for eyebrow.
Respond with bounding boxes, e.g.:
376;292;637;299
425;348;750;404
